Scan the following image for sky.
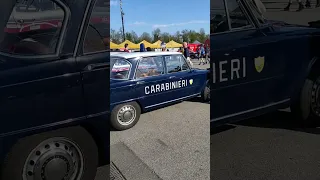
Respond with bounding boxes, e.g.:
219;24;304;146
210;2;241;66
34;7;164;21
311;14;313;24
110;0;210;36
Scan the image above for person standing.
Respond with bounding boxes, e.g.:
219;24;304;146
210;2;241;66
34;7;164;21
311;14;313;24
199;44;205;65
123;43;129;52
140;43;146;52
183;42;193;68
205;45;210;64
284;0;311;11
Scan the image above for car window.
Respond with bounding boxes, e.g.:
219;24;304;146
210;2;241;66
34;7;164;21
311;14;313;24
245;0;266;25
211;0;229;34
226;0;252;29
0;0;65;55
179;55;190;70
165;55;187;74
111;57;131;80
136;56;164;79
83;0;108;53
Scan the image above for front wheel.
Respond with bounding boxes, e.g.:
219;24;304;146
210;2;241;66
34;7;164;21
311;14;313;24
291;76;320;123
1;126;98;180
110;102;141;130
201;81;210;102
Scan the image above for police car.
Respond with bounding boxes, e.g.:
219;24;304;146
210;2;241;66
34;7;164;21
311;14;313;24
211;0;320;126
110;52;210;130
0;0;109;179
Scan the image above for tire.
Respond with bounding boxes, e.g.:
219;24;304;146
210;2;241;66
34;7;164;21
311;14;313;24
110;101;141;130
291;77;320;124
1;126;98;180
201;81;210;102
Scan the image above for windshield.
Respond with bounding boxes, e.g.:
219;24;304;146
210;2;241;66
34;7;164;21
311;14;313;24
111;57;131;80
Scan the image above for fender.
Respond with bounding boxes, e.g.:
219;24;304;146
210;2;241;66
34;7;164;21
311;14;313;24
291;56;319;102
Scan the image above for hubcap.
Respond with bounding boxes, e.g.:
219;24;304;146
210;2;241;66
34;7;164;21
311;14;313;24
23;138;84;180
311;77;320;117
117;105;136;125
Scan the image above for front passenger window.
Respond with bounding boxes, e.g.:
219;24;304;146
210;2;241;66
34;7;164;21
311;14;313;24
165;55;184;74
211;0;229;34
227;0;251;29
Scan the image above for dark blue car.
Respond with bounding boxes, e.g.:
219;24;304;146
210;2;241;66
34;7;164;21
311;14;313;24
110;52;210;130
211;0;320;126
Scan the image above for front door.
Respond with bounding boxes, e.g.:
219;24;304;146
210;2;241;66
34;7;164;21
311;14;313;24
163;54;202;98
210;0;287;122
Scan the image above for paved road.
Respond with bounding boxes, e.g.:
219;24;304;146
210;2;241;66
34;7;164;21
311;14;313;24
211;5;320;180
109;59;210;180
211;110;320;180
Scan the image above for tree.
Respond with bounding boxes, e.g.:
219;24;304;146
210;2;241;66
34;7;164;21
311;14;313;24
110;29;122;44
130;31;139;43
152;28;161;42
139;32;152;42
160;32;171;43
198;28;207;43
110;28;209;45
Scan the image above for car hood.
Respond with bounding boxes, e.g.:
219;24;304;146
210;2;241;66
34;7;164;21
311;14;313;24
268;20;320;36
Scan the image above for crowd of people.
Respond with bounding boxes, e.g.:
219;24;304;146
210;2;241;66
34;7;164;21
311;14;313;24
113;42;210;68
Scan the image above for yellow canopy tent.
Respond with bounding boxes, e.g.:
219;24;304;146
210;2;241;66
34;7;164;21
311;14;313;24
118;40;139;49
138;40;155;48
151;40;162;48
110;42;121;49
166;40;182;48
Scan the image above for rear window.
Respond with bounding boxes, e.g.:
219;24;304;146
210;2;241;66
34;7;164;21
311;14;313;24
111;57;131;80
0;0;65;56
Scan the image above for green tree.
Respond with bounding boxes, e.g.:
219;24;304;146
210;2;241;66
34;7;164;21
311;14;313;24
152;28;161;42
139;32;152;42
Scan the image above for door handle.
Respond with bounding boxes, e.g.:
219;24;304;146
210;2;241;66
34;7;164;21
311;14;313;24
84;63;110;71
136;81;145;84
169;76;176;79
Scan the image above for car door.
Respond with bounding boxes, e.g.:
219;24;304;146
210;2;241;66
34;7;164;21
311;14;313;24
211;0;288;122
0;0;85;134
134;56;172;109
164;54;203;98
76;0;109;117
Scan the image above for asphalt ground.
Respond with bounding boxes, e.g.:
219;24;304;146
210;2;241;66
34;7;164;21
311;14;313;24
109;58;210;180
211;3;320;180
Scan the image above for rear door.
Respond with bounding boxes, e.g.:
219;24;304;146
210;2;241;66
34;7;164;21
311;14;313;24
0;0;85;134
134;56;172;109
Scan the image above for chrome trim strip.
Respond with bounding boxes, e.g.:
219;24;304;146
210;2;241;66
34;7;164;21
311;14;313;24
211;98;291;122
145;93;200;109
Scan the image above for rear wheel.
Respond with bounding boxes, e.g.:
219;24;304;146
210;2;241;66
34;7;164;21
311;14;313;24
291;76;320;123
111;102;141;130
1;126;98;180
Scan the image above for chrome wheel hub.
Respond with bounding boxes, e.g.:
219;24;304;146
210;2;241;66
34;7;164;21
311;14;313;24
23;138;84;180
117;105;136;125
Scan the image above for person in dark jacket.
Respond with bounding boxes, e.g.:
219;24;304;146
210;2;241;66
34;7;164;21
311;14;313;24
183;42;193;68
140;43;146;52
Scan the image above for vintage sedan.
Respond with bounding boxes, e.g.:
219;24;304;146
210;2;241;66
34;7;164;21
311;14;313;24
110;52;210;130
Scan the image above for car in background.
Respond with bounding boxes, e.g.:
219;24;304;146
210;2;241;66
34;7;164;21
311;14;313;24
110;52;210;130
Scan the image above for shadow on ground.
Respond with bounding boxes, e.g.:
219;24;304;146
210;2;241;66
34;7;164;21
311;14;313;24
212;111;320;135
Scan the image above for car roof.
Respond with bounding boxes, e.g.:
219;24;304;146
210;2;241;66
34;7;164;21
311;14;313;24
111;51;182;59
